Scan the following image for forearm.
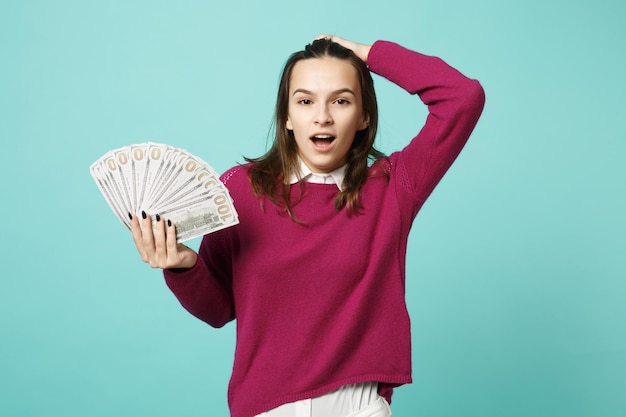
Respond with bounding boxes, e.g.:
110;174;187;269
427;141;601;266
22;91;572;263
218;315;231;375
163;255;235;328
368;40;485;200
368;41;483;109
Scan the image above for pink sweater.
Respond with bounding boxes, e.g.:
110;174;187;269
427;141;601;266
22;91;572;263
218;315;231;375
164;40;485;417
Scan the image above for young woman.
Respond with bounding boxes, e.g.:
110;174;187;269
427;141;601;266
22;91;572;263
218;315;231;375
130;35;485;417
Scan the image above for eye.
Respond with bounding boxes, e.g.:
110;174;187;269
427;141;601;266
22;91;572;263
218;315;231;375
335;98;350;105
297;98;313;105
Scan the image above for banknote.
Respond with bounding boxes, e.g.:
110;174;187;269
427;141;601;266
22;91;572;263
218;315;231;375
90;142;239;243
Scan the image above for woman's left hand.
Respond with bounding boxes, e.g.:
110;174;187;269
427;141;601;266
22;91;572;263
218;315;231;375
314;34;371;63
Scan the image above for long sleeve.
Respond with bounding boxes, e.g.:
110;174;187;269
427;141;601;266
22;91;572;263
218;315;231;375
367;40;485;203
163;220;236;328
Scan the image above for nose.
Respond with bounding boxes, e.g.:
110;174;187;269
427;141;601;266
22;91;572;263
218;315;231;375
314;104;333;126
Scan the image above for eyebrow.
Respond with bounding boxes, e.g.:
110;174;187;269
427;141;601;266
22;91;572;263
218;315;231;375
292;88;357;96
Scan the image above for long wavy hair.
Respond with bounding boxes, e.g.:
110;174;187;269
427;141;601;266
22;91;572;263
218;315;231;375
246;38;387;220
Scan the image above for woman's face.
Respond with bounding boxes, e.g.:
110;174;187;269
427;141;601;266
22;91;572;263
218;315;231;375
286;57;368;174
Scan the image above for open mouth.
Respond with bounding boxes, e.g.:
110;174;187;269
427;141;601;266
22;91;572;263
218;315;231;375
311;135;336;145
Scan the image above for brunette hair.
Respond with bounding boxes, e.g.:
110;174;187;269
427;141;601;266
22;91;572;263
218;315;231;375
246;38;387;219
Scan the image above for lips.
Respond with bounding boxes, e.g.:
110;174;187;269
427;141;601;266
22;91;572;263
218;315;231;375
311;134;335;145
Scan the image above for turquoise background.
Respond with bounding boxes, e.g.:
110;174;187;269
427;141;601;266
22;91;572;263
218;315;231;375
1;0;624;416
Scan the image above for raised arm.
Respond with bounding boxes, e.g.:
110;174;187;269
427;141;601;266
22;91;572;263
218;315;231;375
367;40;485;200
315;36;484;200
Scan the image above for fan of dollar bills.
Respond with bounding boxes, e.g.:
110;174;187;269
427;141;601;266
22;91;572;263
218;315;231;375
90;142;239;243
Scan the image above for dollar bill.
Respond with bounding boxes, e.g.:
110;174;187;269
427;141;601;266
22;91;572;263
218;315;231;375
158;187;239;242
90;142;239;243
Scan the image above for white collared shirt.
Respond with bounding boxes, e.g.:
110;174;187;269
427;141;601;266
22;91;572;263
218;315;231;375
288;158;347;191
255;382;381;417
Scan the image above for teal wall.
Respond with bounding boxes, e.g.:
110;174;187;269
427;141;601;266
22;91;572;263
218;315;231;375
1;1;624;416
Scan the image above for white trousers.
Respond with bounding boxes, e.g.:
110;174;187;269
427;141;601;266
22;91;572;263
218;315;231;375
254;382;392;417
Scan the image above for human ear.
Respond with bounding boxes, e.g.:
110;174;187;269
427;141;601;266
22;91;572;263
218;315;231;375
286;116;293;131
358;115;369;131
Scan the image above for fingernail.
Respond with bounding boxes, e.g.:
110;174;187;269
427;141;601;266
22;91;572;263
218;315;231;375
156;214;161;222
141;211;146;219
167;219;172;227
128;212;132;220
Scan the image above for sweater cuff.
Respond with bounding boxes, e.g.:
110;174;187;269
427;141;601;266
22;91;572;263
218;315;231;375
367;40;398;71
366;40;422;92
163;254;200;280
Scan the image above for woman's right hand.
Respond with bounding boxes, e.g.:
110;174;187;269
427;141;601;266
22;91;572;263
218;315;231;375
130;212;198;269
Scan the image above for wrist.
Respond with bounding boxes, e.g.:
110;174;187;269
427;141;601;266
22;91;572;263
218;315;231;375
359;44;372;64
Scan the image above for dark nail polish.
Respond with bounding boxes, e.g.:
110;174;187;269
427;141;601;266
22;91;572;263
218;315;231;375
167;219;172;227
128;212;132;220
141;211;146;219
156;214;161;222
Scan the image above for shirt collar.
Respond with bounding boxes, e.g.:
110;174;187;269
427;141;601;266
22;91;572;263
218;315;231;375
288;158;347;191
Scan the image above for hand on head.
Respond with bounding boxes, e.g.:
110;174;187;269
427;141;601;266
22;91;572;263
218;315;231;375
313;35;371;63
